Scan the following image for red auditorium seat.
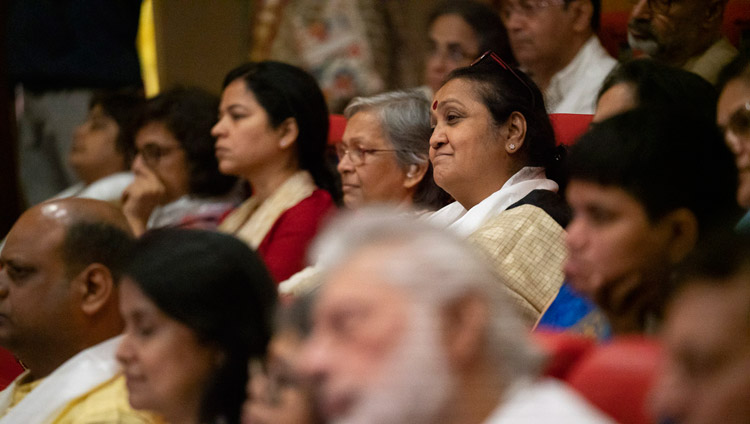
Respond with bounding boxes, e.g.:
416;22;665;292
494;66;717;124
328;114;347;145
549;113;593;146
566;337;662;424
0;347;24;390
534;331;595;380
724;0;750;48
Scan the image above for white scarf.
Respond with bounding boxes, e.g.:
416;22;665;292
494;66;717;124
0;336;122;424
425;167;558;237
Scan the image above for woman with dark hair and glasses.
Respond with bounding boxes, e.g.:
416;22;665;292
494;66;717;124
424;0;515;95
427;52;569;325
122;87;239;236
213;61;339;283
117;228;277;424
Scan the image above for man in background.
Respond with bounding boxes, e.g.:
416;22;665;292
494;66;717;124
500;0;616;113
627;0;737;84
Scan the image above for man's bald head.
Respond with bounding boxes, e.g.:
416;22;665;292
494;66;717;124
0;199;134;377
12;198;134;278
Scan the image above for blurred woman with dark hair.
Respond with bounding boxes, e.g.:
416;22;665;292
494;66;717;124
57;90;144;203
424;0;515;95
117;228;277;424
213;61;340;283
122;87;239;236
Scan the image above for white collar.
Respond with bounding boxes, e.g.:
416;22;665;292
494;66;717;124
425;167;558;237
0;336;123;423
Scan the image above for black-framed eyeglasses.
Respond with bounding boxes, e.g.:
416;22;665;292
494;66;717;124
335;143;401;166
499;0;566;23
627;0;672;14
471;50;536;109
136;144;180;168
725;102;750;151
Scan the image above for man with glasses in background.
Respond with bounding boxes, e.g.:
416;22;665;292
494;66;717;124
717;53;750;231
499;0;616;114
628;0;737;84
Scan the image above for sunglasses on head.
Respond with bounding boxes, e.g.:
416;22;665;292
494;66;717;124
471;51;536;109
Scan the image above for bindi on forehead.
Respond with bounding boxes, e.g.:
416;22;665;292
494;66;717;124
432;100;438;111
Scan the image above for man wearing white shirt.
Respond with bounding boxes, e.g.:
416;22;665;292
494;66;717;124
0;198;154;423
297;210;613;424
500;0;616;114
627;0;736;84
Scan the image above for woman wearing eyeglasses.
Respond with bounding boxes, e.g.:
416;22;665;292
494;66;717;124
278;90;450;297
336;90;450;211
424;0;515;96
213;61;340;283
427;52;569;325
122;87;239;236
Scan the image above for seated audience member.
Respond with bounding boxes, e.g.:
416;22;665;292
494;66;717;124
337;90;450;211
594;58;718;123
297;209;613;423
717;53;750;231
427;53;569;324
539;59;718;336
652;233;750;424
562;108;738;335
122;87;239;236
56;90;144;203
0;198;155;423
627;0;737;84
117;229;277;424
243;295;323;424
424;0;515;96
280;90;449;296
214;61;339;283
499;0;616;113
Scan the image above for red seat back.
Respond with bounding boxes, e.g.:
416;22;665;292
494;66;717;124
0;347;24;390
566;337;662;424
328;114;347;145
549;113;593;146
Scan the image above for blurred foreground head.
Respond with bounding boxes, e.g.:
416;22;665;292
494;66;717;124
653;232;750;424
564;107;738;334
296;208;544;423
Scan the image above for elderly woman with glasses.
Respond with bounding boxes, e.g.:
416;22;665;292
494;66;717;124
279;90;450;297
122;87;239;236
427;52;569;325
336;90;450;211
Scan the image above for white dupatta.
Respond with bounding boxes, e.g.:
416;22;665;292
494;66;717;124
425;167;558;237
0;336;122;424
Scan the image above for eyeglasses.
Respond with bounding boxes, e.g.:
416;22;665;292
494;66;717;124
427;42;478;65
335;143;401;166
471;50;536;109
499;0;566;22
136;144;180;168
725;102;750;152
627;0;672;14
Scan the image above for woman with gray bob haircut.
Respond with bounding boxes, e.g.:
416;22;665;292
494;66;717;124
338;89;450;211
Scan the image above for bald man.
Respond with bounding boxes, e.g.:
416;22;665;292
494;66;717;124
0;199;154;423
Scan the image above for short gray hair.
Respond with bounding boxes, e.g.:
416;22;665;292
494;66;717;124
344;90;431;170
310;208;543;384
344;90;449;210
